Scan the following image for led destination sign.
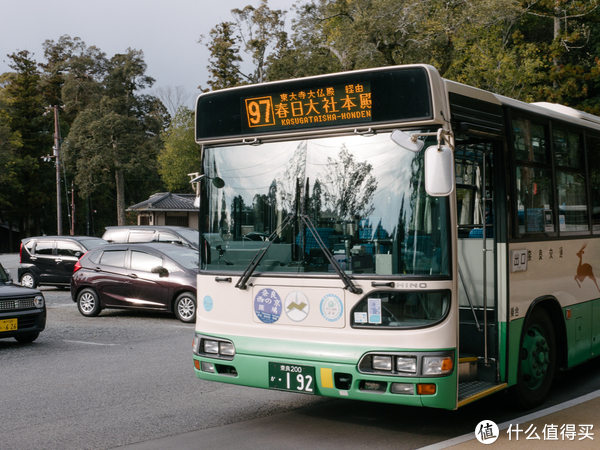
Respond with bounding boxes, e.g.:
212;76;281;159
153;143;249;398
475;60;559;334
196;67;433;142
244;82;372;131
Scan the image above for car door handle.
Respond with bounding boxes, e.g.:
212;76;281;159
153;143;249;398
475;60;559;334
128;273;138;279
55;259;62;263
93;267;102;272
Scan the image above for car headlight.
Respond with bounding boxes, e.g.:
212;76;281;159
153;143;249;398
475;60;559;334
34;295;45;308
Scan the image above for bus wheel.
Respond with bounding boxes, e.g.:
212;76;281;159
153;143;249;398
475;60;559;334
514;308;556;409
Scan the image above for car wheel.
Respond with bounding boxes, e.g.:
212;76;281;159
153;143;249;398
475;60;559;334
20;272;37;289
514;308;556;409
77;288;102;317
14;333;39;343
174;292;196;323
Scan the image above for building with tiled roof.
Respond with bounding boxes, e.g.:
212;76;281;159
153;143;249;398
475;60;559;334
126;193;198;229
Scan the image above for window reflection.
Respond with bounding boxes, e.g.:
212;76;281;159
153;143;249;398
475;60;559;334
516;166;555;234
201;133;449;276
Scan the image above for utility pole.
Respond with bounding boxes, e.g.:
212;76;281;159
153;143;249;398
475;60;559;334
53;105;62;235
71;182;76;235
42;105;64;235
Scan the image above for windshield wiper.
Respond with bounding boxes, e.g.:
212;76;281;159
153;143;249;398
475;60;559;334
235;214;295;290
299;214;363;295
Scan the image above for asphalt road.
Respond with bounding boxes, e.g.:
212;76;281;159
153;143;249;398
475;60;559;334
2;252;600;450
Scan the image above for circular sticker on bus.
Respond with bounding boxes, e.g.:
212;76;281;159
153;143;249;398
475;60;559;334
284;291;310;322
203;295;213;312
254;288;282;324
320;294;343;322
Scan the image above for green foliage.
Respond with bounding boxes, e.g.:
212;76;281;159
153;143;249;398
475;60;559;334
232;0;287;83
63;48;164;226
201;22;243;91
0;51;54;235
158;106;199;192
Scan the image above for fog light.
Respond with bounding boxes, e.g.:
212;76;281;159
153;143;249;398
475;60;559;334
396;357;416;373
34;295;44;308
417;383;436;395
391;383;414;395
219;341;235;356
203;340;219;354
201;361;216;373
423;356;453;375
372;355;392;371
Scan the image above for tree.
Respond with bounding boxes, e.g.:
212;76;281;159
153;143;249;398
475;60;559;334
232;0;287;83
200;22;243;91
64;49;164;226
1;51;55;236
158;106;199;191
152;85;191;117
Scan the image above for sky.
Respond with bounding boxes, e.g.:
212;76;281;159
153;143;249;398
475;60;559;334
1;0;294;109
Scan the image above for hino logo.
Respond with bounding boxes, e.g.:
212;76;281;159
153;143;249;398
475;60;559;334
396;282;428;289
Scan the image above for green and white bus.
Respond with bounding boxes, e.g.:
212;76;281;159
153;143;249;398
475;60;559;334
191;64;600;410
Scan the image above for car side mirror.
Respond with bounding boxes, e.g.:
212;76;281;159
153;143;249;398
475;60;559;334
151;266;169;277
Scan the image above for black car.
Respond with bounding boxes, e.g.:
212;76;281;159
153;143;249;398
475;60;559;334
102;226;200;249
0;262;46;343
71;243;198;323
18;235;108;289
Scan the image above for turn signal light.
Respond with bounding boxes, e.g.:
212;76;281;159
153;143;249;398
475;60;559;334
417;383;436;395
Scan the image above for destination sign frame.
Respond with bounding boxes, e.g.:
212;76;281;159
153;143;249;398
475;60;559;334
196;66;433;142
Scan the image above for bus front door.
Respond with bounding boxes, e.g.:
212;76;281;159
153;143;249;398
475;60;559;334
455;141;505;406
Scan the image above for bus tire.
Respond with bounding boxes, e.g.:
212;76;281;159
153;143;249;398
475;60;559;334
514;307;556;409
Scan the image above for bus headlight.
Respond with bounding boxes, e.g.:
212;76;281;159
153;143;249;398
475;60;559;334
372;355;392;371
195;335;236;360
219;341;235;356
203;340;219;354
423;356;453;375
396;357;417;374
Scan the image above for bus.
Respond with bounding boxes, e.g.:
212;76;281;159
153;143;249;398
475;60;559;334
191;64;600;410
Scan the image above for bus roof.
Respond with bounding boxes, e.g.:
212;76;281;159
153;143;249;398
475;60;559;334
445;78;600;132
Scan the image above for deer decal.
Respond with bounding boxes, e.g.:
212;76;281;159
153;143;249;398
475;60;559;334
575;243;600;293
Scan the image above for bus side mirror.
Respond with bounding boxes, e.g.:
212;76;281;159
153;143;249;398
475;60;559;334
391;129;424;152
424;145;454;196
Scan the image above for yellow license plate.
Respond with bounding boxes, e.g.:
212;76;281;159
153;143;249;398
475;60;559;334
0;318;18;332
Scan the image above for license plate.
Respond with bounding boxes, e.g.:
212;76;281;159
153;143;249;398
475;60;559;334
269;362;315;394
0;318;17;332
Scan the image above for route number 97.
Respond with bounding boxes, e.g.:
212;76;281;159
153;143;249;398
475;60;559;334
245;96;275;127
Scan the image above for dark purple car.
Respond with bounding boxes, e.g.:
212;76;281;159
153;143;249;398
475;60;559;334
71;243;198;323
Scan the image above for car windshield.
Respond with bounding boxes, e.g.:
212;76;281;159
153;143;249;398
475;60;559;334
80;239;108;250
0;264;9;283
174;229;200;247
200;132;449;277
160;247;200;270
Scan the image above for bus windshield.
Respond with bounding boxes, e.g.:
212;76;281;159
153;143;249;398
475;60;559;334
200;132;449;277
